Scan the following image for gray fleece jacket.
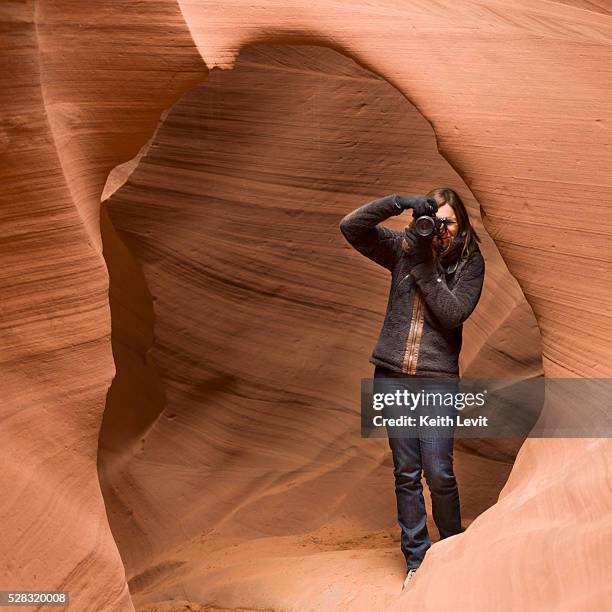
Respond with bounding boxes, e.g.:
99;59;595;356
339;194;485;378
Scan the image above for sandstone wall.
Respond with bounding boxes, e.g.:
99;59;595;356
1;1;610;610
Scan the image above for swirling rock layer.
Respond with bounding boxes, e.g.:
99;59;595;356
100;44;541;610
2;1;610;610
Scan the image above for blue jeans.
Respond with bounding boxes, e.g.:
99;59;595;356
373;365;464;569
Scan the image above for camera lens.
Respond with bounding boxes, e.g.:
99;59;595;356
414;216;435;237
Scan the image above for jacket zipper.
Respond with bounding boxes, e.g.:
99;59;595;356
393;273;411;299
401;287;425;374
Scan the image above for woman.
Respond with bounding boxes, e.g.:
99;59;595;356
339;188;485;589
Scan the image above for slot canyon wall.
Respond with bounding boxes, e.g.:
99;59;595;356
1;1;610;611
99;42;542;610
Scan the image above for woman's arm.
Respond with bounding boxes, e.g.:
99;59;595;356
410;251;485;329
339;194;404;271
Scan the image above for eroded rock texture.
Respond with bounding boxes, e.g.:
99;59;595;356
99;43;541;610
1;1;204;610
2;1;611;611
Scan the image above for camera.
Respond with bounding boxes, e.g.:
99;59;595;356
413;213;449;238
407;197;448;239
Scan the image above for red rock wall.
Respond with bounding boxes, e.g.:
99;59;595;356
2;1;610;610
1;2;203;610
99;43;541;610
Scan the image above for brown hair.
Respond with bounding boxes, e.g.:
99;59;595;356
426;187;481;262
402;187;480;261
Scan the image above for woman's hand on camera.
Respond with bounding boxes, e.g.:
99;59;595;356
393;195;438;218
403;227;434;265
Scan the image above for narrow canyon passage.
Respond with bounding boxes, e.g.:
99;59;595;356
97;44;542;610
3;2;611;610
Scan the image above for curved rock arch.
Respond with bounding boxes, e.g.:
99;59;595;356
99;41;543;610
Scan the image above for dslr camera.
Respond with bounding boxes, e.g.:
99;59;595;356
412;199;448;239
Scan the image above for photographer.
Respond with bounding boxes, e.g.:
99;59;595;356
339;188;485;589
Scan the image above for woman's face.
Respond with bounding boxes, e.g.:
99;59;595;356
435;203;459;247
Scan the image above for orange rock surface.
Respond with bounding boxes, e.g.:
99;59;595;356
1;2;610;611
